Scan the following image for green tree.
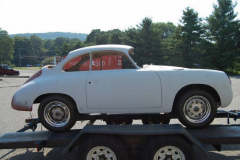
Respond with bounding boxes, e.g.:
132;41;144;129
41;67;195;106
42;57;54;65
205;0;240;70
59;42;71;56
85;29;101;44
95;32;110;45
137;17;162;65
30;34;45;55
13;36;32;66
178;7;203;67
0;28;14;65
110;29;123;44
153;22;176;39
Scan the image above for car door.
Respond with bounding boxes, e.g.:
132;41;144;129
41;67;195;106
6;67;13;75
57;53;91;111
86;68;162;110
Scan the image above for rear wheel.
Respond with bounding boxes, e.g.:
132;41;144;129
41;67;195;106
176;89;217;128
78;135;128;160
142;136;195;160
38;95;77;132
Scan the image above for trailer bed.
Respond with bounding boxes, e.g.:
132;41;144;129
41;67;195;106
1;124;240;150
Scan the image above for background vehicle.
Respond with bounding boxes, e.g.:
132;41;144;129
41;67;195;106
11;45;233;132
0;66;19;76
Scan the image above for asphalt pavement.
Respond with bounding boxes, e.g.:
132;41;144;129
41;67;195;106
0;69;240;160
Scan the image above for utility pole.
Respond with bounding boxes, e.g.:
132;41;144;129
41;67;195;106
19;49;21;68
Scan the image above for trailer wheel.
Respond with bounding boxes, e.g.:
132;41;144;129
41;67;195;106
176;89;217;128
38;95;77;132
142;136;195;160
78;135;128;160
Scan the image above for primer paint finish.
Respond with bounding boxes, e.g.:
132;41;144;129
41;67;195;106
11;45;233;114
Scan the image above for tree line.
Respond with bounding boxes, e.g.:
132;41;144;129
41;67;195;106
0;0;239;72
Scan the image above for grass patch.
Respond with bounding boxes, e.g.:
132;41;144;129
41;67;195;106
13;67;41;70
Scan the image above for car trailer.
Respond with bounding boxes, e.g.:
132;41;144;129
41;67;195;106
0;110;240;160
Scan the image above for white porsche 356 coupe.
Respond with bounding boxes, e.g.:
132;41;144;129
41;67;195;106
11;45;233;132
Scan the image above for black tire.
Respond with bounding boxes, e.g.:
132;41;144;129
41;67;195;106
78;135;128;160
142;136;195;160
176;89;217;128
38;95;78;132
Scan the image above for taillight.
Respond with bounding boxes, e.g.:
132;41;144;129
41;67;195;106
24;69;42;84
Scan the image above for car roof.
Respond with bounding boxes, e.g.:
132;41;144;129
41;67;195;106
68;45;133;57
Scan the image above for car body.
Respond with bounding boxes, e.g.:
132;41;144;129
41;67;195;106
0;66;20;75
11;45;233;132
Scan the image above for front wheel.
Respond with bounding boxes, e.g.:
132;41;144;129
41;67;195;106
38;95;78;132
176;89;217;128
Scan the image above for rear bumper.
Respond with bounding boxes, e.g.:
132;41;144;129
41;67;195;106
11;94;32;111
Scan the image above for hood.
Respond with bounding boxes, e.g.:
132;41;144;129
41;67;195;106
13;69;19;72
142;65;187;71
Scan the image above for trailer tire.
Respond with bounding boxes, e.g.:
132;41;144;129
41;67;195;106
142;135;195;160
38;95;77;132
176;89;217;128
78;135;128;160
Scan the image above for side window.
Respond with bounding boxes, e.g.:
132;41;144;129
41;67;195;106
92;52;135;71
63;53;90;72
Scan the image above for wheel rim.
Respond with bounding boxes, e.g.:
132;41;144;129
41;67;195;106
44;101;70;127
87;146;117;160
154;146;185;160
183;95;211;123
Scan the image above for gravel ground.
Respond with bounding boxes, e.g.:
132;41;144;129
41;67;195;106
0;69;240;160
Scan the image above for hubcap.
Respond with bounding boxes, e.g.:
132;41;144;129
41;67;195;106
183;96;211;123
154;146;185;160
87;146;117;160
44;101;70;127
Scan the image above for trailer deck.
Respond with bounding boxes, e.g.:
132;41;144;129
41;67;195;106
0;110;239;159
1;124;240;151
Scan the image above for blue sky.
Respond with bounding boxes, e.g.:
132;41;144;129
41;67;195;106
0;0;239;34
